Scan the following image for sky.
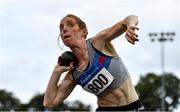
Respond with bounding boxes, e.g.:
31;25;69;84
0;0;180;111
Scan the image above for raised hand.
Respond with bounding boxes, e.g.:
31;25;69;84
125;25;139;44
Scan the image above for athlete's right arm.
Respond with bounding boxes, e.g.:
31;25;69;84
43;63;76;107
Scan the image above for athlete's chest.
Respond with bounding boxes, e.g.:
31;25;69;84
77;53;114;95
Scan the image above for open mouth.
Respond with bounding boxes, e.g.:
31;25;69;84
64;35;71;40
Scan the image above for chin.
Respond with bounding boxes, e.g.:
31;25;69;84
64;42;73;47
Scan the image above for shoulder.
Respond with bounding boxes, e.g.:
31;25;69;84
88;37;118;57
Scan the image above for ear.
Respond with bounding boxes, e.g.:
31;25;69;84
81;29;87;38
82;30;86;34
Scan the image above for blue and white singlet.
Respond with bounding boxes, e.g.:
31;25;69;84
72;38;130;97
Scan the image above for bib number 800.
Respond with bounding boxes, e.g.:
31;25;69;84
87;74;108;93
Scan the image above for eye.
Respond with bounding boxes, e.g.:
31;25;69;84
67;23;73;27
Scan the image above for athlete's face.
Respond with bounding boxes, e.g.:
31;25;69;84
60;17;84;47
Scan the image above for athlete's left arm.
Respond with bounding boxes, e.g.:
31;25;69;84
92;15;139;47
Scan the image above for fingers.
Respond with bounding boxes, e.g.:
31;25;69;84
125;26;139;44
67;62;74;70
128;26;139;37
129;26;139;30
62;62;74;71
54;62;74;73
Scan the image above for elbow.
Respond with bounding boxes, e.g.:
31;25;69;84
43;100;55;107
43;99;57;108
43;100;51;107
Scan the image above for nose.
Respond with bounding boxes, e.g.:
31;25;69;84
62;27;67;33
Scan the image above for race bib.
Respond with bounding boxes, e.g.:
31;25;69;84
83;68;114;95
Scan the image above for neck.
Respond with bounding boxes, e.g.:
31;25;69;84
70;39;89;71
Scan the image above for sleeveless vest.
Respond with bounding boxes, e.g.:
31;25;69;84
72;38;130;97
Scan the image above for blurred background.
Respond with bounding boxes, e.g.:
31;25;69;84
0;0;179;111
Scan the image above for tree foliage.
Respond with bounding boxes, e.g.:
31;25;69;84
0;91;91;111
135;73;180;111
2;72;179;111
0;90;20;111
